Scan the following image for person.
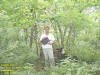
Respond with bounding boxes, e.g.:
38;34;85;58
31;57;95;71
40;26;55;68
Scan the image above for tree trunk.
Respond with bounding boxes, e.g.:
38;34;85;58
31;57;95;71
30;25;34;48
24;28;28;45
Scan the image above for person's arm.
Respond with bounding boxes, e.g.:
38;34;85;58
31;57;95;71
47;34;55;45
40;37;45;43
40;36;47;43
48;40;55;45
40;39;43;43
40;35;43;43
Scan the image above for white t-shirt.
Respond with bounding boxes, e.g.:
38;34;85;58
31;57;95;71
40;33;55;49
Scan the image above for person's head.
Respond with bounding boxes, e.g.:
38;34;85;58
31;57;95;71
44;26;49;34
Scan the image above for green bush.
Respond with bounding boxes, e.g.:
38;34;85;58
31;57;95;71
72;48;100;62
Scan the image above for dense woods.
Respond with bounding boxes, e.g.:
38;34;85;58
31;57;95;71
0;0;100;75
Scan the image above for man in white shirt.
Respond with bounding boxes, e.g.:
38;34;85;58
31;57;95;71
40;26;55;67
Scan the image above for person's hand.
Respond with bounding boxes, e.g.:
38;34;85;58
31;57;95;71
47;41;53;45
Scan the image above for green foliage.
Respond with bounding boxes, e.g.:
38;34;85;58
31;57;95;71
0;0;100;75
16;58;100;75
73;48;100;62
